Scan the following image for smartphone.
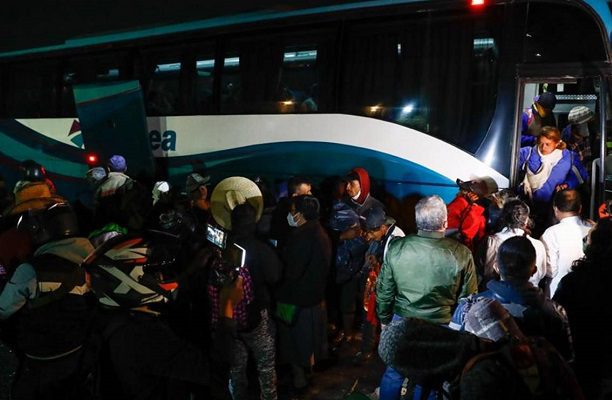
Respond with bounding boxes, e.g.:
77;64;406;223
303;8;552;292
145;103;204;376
206;224;227;249
224;243;246;268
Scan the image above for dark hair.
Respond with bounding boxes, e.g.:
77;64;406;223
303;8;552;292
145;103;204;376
497;236;536;281
572;217;612;273
553;189;581;213
231;203;257;233
501;199;530;230
292;195;320;221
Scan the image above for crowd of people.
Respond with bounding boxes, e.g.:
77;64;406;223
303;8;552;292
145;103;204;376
0;136;610;400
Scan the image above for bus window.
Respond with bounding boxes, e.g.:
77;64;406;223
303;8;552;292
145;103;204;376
7;62;58;117
340;10;501;154
524;2;606;63
220;31;335;114
195;52;215;114
144;53;183;116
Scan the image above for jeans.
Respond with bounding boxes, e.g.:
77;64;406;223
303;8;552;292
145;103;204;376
378;315;438;400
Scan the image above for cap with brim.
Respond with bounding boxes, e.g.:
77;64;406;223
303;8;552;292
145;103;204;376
456;176;498;198
362;207;386;231
185;173;211;193
211;177;263;230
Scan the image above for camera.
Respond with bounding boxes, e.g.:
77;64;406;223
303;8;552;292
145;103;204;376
209;243;246;287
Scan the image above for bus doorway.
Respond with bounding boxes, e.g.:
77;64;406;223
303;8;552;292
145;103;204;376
515;77;608;225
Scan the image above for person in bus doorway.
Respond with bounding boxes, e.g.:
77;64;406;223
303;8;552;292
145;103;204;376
562;106;594;164
518;126;572;237
521;92;557;147
446;176;498;252
185;172;212;227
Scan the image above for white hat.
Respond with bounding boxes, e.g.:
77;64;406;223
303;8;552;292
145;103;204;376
210;177;263;230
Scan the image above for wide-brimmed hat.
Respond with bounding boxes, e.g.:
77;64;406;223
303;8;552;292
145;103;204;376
567;106;594;126
211;177;263;230
456;176;498;198
185;173;210;193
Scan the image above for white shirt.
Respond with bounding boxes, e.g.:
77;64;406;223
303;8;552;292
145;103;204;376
485;227;547;286
541;216;593;297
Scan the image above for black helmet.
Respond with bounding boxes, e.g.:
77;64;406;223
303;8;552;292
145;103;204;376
16;202;79;246
82;231;180;309
20;160;47;182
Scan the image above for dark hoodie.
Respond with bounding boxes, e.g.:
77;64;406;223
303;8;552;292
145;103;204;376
230;204;283;331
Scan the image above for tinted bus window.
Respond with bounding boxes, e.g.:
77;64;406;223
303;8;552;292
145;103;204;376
7;62;58;117
341;11;500;153
524;2;606;63
220;31;335;114
195;52;215;114
144;52;183;116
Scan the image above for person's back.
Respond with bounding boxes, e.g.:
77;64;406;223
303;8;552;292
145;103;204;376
379;233;476;324
553;218;612;399
540;189;593;297
453;236;571;360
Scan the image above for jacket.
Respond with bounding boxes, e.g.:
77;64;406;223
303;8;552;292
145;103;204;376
276;220;332;307
376;230;477;325
446;195;486;251
518;146;572;203
452;280;572;360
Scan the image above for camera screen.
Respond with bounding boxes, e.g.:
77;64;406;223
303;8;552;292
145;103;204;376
206;224;227;249
224;243;246;268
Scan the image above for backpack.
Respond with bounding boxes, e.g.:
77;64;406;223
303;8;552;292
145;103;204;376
380;314;584;400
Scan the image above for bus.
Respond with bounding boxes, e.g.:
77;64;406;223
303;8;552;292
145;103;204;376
0;0;611;218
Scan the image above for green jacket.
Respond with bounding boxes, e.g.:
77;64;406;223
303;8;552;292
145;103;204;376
376;230;477;325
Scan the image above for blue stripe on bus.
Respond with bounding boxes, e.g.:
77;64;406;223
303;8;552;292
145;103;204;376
162;141;459;201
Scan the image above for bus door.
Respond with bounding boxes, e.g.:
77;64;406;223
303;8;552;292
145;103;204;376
73;80;154;180
515;75;609;220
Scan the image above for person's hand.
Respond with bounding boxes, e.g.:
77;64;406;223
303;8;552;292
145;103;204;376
220;276;244;319
555;183;569;192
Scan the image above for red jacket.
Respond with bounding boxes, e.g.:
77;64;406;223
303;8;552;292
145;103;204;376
447;195;486;251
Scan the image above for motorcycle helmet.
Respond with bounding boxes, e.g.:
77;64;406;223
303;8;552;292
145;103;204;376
20;160;47;182
83;231;180;309
16;202;79;247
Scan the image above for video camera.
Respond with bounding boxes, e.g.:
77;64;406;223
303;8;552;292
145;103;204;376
206;224;246;287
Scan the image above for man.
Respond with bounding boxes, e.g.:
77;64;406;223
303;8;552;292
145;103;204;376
333;167;383;345
94;154;149;230
521;91;557;146
562;105;594;163
355;207;404;363
452;236;572;360
541;189;593;297
185;172;212;227
376;195;477;400
0;202;96;399
446;177;498;251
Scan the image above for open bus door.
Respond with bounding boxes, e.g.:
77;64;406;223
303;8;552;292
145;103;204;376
73;81;154;180
514;73;611;221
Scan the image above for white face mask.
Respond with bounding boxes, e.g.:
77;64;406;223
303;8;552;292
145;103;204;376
287;212;299;227
351;190;361;201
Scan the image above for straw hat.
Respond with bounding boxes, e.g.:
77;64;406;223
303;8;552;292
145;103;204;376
210;177;263;230
8;181;65;215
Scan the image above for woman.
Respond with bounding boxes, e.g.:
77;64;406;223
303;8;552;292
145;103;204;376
482;199;547;288
276;195;332;391
554;218;612;400
518;126;571;235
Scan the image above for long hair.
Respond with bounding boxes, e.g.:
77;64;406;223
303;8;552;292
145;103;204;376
539;126;567;150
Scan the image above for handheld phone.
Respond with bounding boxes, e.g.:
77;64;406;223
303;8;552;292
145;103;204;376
206;224;227;249
224;243;246;268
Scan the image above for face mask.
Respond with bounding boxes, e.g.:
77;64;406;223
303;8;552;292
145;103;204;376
351;190;361;201
287;212;299;227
